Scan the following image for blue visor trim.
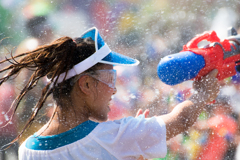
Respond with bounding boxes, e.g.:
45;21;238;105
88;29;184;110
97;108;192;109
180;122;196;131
81;29;96;41
97;32;104;49
101;51;139;66
81;28;105;50
25;120;99;150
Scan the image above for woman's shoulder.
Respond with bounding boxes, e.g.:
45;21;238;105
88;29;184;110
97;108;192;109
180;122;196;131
23;120;99;151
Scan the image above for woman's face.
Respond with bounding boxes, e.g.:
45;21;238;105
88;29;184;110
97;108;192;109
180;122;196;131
88;64;117;122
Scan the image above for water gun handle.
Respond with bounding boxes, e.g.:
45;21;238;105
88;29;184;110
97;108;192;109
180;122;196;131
157;28;240;85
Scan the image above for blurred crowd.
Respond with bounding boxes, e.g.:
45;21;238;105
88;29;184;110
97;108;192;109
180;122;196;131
1;0;240;159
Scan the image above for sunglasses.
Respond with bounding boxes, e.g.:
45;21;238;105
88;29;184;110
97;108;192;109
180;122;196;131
80;69;117;89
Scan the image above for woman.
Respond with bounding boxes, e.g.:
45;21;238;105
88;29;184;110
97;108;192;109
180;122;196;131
1;27;219;159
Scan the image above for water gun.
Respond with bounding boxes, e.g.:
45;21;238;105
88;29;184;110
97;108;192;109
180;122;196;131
157;27;240;85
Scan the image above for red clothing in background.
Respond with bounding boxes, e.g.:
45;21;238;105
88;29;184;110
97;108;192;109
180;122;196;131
0;82;16;137
197;114;238;160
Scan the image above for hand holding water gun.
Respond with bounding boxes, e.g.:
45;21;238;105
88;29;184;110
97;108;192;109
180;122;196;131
157;27;240;85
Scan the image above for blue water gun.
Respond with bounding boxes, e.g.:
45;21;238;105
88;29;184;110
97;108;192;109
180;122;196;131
157;27;240;85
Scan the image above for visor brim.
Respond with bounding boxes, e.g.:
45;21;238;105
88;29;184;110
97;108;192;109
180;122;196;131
100;51;139;66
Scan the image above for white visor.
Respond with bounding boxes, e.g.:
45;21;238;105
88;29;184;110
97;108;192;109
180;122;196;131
50;27;139;84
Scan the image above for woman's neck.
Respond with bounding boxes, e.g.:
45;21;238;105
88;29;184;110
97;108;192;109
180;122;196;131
38;104;89;136
38;82;92;136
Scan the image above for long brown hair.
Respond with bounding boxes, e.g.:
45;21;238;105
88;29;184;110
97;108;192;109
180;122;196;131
0;36;96;147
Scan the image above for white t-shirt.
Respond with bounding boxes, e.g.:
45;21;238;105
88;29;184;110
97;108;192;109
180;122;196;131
19;115;167;160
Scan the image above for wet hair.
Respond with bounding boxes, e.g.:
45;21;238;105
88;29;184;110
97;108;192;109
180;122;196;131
0;36;97;146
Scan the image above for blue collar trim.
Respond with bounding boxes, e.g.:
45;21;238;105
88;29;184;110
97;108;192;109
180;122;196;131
25;120;99;150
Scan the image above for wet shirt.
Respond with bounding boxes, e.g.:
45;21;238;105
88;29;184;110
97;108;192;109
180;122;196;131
19;115;167;160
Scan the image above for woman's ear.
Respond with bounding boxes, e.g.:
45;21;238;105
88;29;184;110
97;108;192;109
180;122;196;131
77;75;93;95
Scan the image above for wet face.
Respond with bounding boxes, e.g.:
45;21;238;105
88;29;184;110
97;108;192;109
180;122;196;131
88;64;117;122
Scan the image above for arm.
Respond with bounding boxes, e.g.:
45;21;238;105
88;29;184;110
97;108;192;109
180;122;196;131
159;69;219;140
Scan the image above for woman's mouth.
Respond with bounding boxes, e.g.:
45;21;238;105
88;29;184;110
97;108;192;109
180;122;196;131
108;99;112;110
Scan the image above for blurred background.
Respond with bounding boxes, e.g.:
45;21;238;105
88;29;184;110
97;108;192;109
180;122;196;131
1;0;240;159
